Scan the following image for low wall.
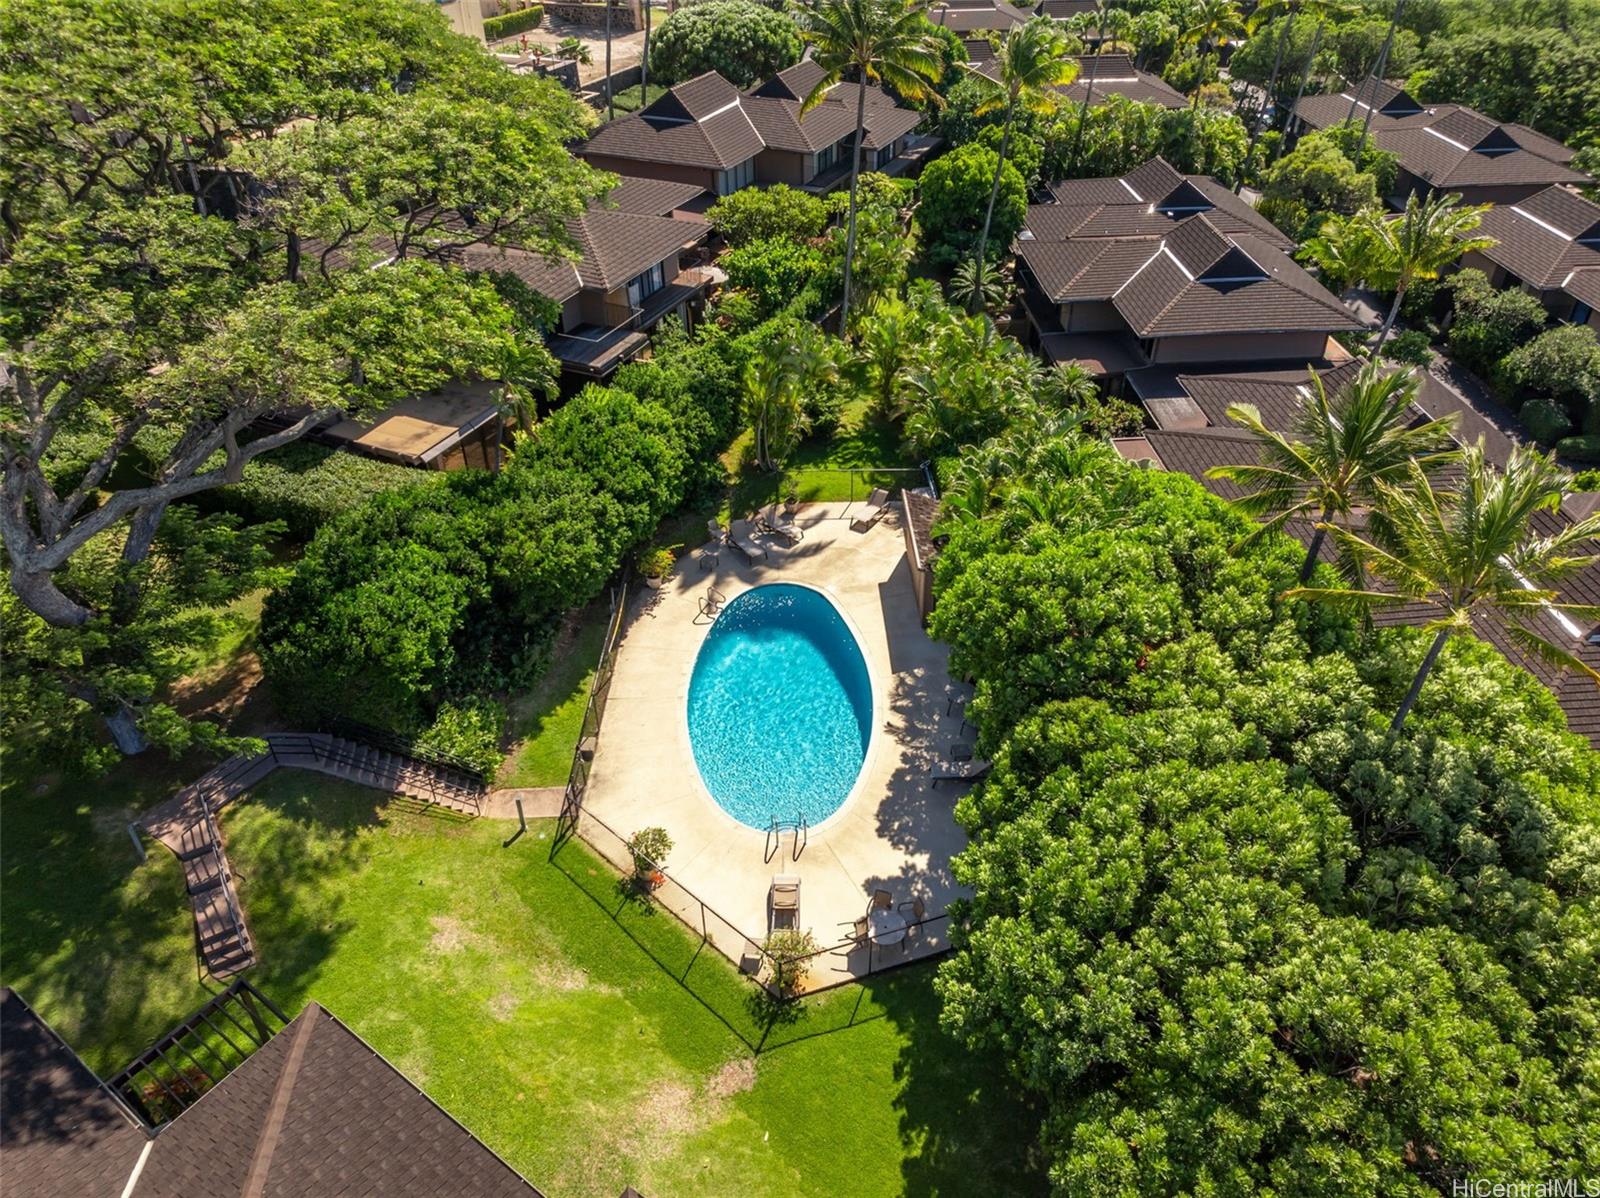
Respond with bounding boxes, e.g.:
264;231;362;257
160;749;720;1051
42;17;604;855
547;1;639;30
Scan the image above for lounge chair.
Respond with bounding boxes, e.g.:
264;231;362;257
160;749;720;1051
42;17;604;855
850;488;890;533
758;504;802;544
930;758;992;787
771;875;801;930
729;521;768;564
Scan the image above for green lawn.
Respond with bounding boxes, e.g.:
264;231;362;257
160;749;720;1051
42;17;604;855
1;766;1045;1198
497;609;610;789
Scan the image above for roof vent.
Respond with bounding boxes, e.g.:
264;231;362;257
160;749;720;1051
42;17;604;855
1198;245;1268;285
1378;89;1423;118
1155;178;1214;214
1472;126;1521;156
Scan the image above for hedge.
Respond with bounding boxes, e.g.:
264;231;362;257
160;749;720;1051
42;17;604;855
1556;434;1600;464
484;5;544;40
138;428;427;541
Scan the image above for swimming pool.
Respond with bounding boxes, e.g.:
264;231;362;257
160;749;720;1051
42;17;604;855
687;584;873;830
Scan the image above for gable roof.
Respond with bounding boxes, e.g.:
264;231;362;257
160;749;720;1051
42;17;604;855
1017;158;1359;338
1;989;149;1198
1467;185;1600;291
930;1;1031;32
1293;83;1588;192
3;992;546;1198
585;67;920;171
462;175;708;302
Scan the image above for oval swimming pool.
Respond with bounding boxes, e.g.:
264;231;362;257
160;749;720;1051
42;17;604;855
687;583;873;830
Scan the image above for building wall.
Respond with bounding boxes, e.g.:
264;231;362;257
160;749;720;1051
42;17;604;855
437;0;486;41
578;152;717;194
559;296;582;333
1150;330;1332;365
1397;168;1552;209
756;148;811;186
1458;249;1510;287
1060;300;1124;333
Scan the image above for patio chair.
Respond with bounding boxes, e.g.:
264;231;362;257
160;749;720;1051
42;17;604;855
729;521;768;565
850;488;890;533
900;897;927;940
950;742;974;763
853;916;870;945
771;875;801;930
930;757;993;788
758;504;802;544
871;888;893;911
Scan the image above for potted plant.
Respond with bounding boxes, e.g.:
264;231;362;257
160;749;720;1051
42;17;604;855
762;928;820;998
626;826;672;889
782;483;799;516
639;546;676;589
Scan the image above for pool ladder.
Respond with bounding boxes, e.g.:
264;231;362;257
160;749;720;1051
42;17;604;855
765;813;808;864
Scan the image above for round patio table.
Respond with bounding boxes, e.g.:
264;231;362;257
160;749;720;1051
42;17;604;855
869;908;908;946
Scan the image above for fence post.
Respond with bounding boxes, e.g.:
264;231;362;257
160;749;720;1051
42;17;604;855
700;900;708;942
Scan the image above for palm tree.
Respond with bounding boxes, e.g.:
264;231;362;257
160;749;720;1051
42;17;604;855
1287;443;1600;732
1065;3;1133;53
1274;0;1355;165
949;256;1010;316
798;0;945;334
1039;361;1099;410
1343;0;1408;166
1181;0;1246;56
966;18;1077;308
1356;191;1494;352
743;326;838;469
852;295;917;416
1207;360;1458;582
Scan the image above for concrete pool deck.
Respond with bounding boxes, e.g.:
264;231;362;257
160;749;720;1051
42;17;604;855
579;499;973;989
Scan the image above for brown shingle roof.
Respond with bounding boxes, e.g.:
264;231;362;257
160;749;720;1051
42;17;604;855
1293;86;1588;192
608;175;706;216
976;54;1187;109
136;1003;543;1197
1;990;148;1198
1468;186;1600;289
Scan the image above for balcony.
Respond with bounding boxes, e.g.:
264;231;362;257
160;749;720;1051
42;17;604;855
546;268;714;378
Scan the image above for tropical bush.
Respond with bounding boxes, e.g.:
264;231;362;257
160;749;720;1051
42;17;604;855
1385;327;1433;366
722;237;827;318
647;0;802;87
626;825;673;875
412;698;506;775
1501;324;1600;428
918;144;1026;267
1038;93;1251;185
1446;269;1549;379
927;445;1600;1192
706;184;828;246
1258;127;1384;240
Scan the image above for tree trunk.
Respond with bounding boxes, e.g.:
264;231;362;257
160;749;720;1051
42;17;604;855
104;704;148;756
605;0;614;121
1391;626;1450;733
1373;282;1405;353
286;229;301;284
112;498;170;618
1238;8;1295;193
1274;20;1324;166
838;81;868;335
970;102;1015;314
8;565;94;627
1068;10;1109;176
640;0;651;108
1353;0;1405;170
1300;503;1332;582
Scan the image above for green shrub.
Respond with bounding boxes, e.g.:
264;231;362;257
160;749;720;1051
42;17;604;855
1572;468;1600;490
706;185;828;247
647;0;801;87
1521;397;1573;446
762;928;820;996
918;143;1025;267
1556;434;1600;463
484;5;544;40
626;825;673;875
412;698;506;775
1446;271;1547;379
722;237;826;318
1385;329;1433;366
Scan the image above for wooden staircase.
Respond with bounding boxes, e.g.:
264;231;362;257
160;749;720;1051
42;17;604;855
139;733;488;980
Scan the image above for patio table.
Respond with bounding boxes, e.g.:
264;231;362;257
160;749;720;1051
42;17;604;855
869;908;908;946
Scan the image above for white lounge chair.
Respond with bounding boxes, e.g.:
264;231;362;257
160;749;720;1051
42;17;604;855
850;488;890;532
759;504;802;544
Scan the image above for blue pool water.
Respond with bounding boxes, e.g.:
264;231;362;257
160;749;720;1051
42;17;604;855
687;584;873;830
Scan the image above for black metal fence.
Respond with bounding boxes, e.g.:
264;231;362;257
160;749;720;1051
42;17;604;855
555;573;630;842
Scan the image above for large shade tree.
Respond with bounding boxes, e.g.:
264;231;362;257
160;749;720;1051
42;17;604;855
1208;360;1458;581
796;0;945;334
1288;442;1600;730
963;16;1078;309
1;0;607;751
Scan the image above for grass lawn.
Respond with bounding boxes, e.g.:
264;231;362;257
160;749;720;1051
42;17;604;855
497;608;611;789
1;767;1045;1198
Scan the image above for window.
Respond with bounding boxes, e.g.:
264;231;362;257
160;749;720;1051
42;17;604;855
1572;300;1594;327
626;261;667;310
814;143;837;174
874;142;897;168
715;157;754;195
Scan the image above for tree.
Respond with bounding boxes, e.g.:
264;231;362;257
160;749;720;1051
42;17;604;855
722;237;827;317
705;184;829;246
1041;93;1251;183
741;322;838;469
2;0;605;752
1501;325;1600;428
646;0;802;87
949;258;1011;318
1209;360;1458;581
918;144;1026;268
796;0;945;333
1257;127;1382;237
1288;443;1600;731
1355;191;1495;351
1445;268;1550;379
1412;28;1600;149
1177;0;1245;106
964;17;1078;306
